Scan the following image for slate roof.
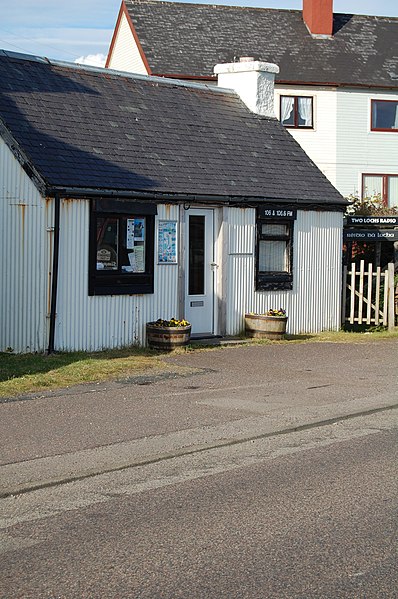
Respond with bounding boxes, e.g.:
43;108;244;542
124;0;398;88
0;51;344;205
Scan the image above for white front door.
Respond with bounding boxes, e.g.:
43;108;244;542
185;209;215;336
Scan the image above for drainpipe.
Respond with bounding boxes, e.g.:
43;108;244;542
47;192;60;354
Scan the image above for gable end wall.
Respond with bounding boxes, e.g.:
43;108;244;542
0;137;48;353
107;11;148;75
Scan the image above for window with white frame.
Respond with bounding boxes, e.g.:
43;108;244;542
362;174;398;208
371;100;398;131
280;96;313;129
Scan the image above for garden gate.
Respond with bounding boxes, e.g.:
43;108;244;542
342;261;396;330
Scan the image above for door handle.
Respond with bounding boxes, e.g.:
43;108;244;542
210;262;219;269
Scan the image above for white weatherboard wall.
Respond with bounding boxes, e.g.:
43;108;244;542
275;85;338;188
335;89;398;197
107;11;148;75
225;207;343;335
55;202;179;351
275;86;398;199
0;138;48;353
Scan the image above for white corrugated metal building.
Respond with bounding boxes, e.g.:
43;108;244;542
0;51;346;353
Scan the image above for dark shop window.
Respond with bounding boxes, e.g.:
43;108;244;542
89;199;155;296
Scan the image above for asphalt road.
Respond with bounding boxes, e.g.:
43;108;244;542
1;341;398;499
1;408;397;598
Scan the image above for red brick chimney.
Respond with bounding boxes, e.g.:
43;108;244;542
303;0;333;36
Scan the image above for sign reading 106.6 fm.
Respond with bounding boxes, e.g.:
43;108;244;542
258;206;297;220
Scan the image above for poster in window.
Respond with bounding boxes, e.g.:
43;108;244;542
126;219;135;249
158;220;177;263
133;246;145;272
134;218;145;240
127;218;145;249
124;219;146;272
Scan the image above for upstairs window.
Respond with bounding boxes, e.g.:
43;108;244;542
280;96;313;129
362;174;398;208
371;100;398;132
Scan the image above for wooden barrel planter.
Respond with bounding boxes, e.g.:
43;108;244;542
245;314;288;340
146;322;191;351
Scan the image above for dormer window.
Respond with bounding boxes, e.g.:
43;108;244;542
280;96;313;129
371;100;398;132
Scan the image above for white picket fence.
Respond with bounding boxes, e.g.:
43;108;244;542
342;261;396;330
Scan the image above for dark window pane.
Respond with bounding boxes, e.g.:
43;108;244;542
189;215;205;295
96;217;118;270
281;96;294;126
372;101;398;129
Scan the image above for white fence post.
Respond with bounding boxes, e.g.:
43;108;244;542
388;263;395;331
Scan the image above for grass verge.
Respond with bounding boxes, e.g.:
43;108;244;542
0;348;171;399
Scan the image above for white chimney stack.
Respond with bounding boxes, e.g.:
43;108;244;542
214;58;279;118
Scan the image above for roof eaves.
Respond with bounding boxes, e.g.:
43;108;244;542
2;49;235;96
0;117;47;195
48;185;347;208
0;49;49;64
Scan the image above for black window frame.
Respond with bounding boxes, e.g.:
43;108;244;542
89;198;156;296
256;212;295;291
280;95;314;129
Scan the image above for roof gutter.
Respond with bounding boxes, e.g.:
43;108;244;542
47;186;347;207
153;73;398;91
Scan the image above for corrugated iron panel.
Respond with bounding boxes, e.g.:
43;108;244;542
0;139;48;353
226;208;343;335
55;201;180;351
228;207;255;254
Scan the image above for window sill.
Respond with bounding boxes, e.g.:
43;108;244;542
256;275;293;292
89;279;154;296
370;128;398;133
282;125;314;130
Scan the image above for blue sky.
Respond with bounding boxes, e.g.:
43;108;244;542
1;0;397;65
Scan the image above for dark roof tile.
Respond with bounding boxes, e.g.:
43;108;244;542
125;0;398;88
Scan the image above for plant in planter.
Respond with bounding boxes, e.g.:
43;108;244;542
244;309;288;340
146;318;191;350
